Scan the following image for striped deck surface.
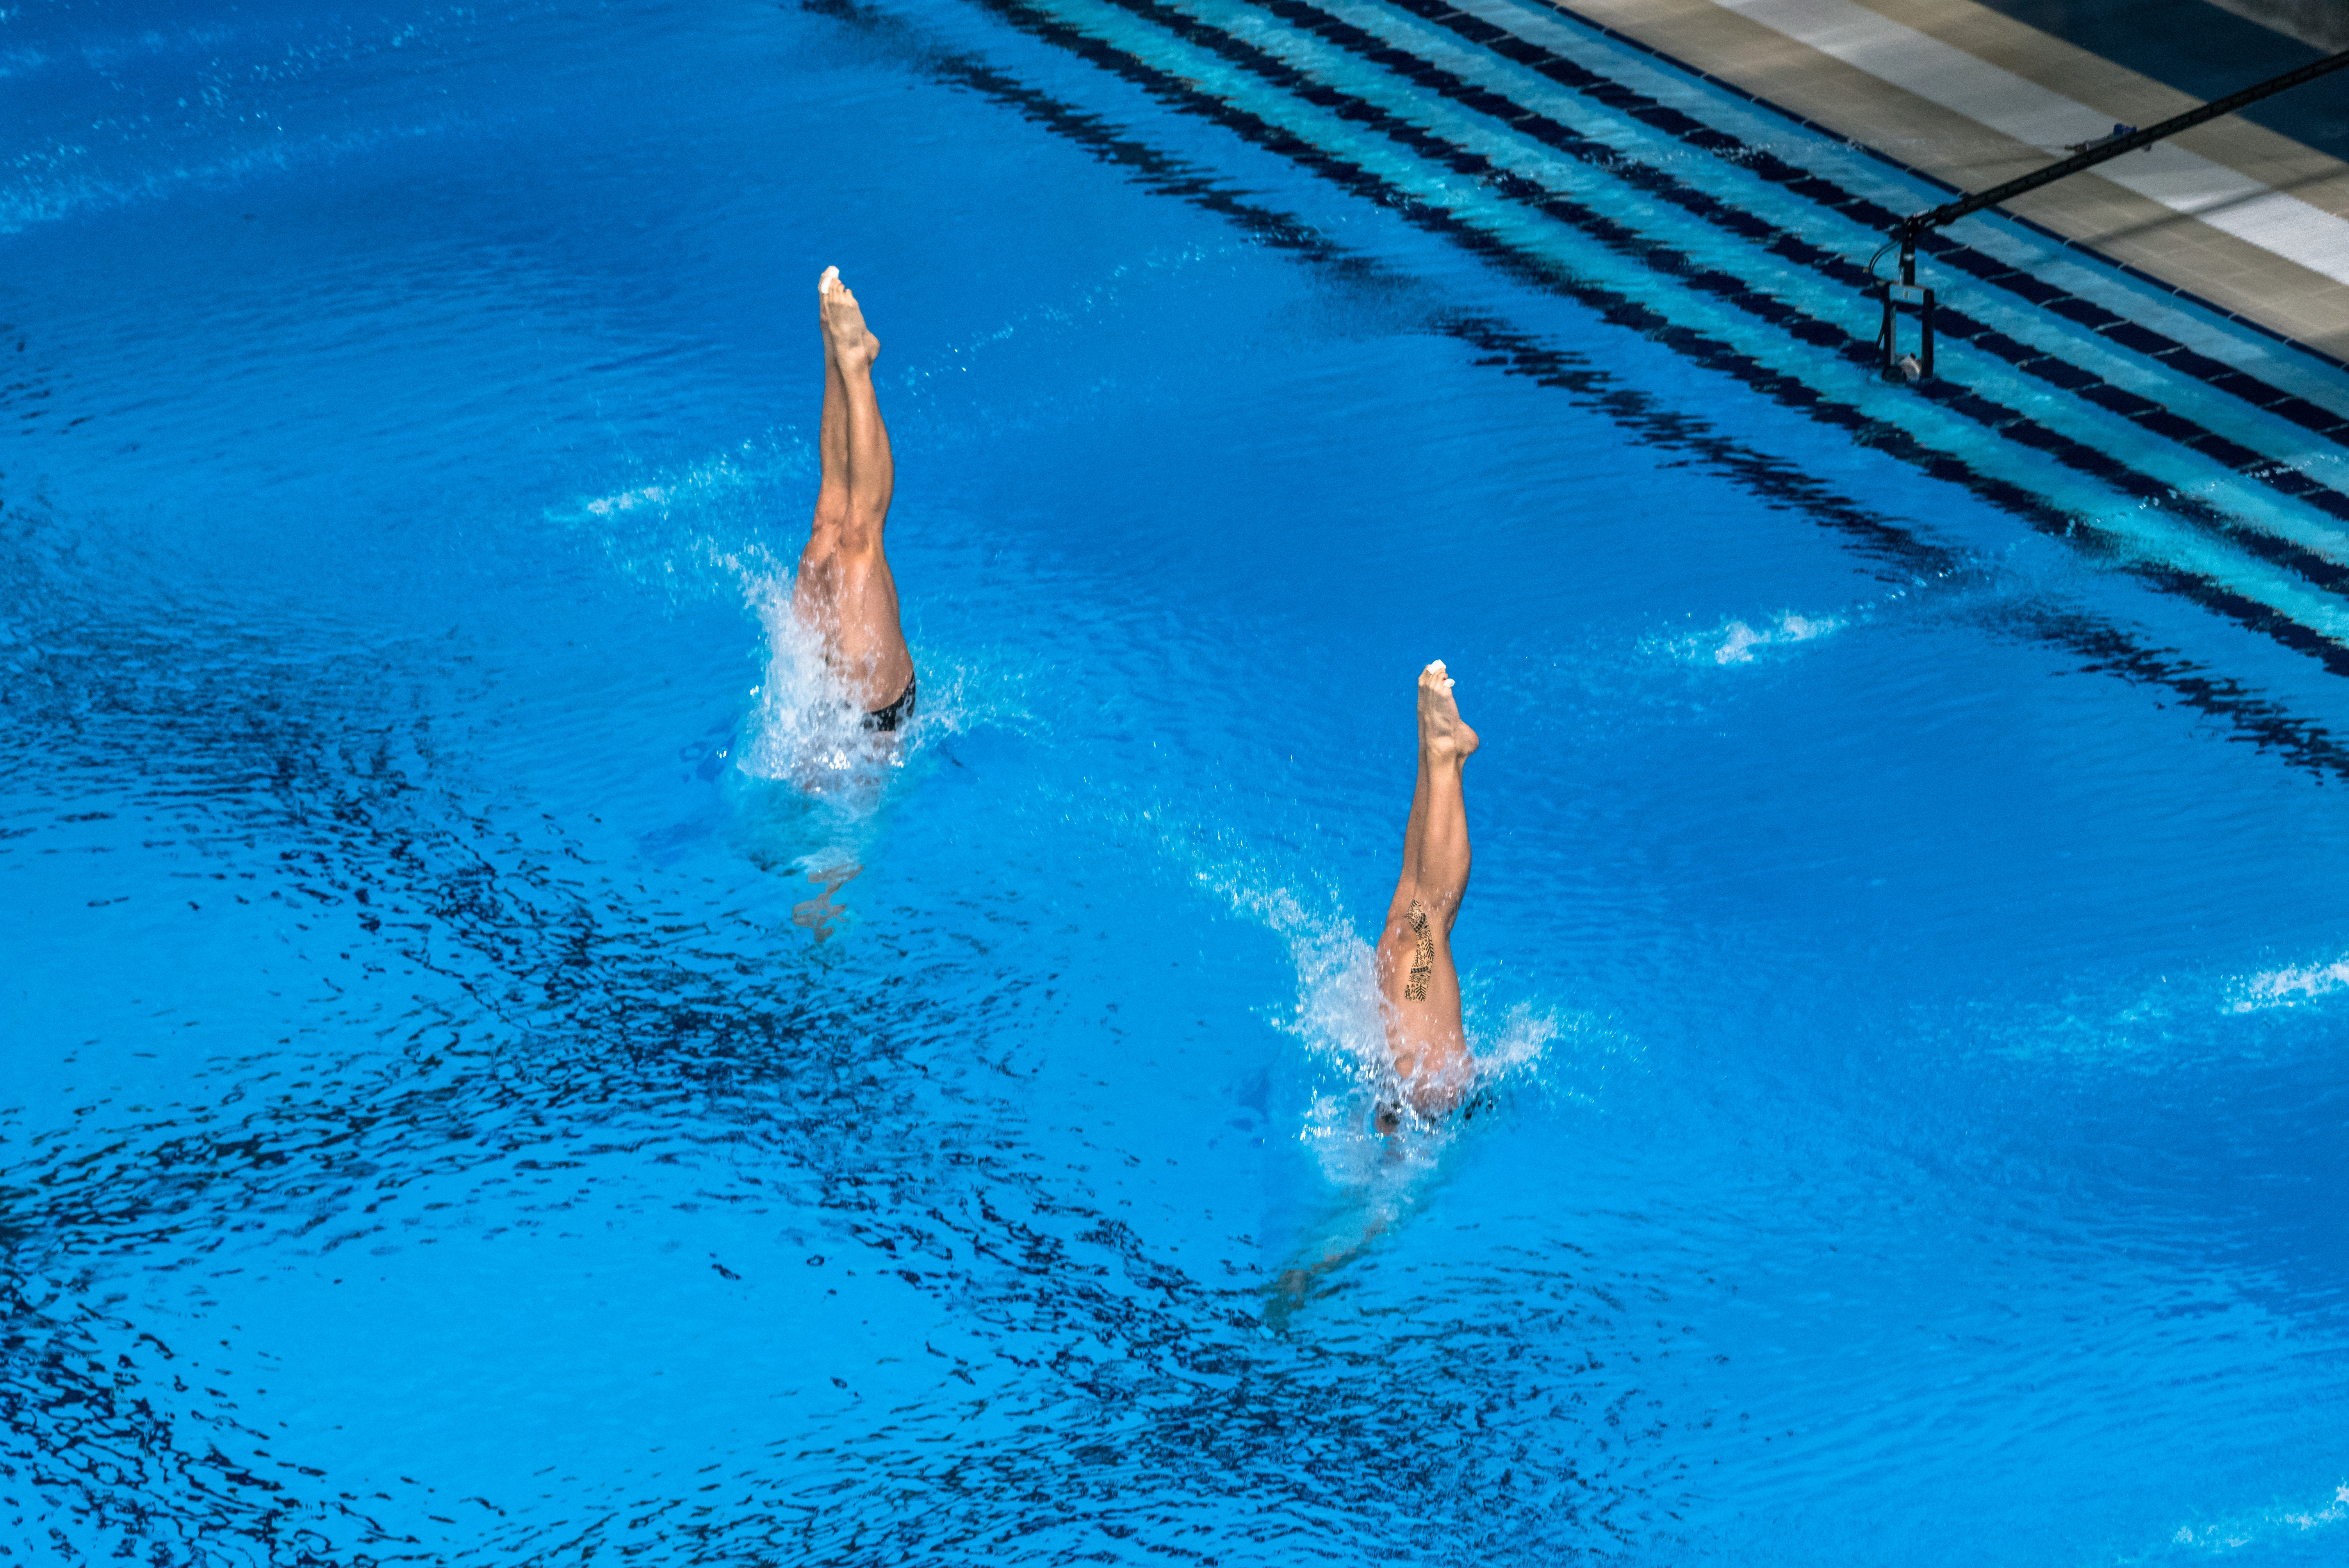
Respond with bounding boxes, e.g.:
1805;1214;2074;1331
1560;0;2349;354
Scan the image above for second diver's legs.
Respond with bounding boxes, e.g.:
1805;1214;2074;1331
1264;664;1477;1327
1374;660;1479;1110
793;266;915;714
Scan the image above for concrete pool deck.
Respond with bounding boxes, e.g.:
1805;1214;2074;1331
1524;0;2349;358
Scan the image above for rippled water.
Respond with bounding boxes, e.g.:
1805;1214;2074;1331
6;0;2349;1563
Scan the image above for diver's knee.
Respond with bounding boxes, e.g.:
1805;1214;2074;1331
835;508;887;554
810;490;852;534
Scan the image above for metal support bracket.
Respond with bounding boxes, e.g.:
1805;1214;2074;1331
1875;282;1935;383
1861;48;2345;385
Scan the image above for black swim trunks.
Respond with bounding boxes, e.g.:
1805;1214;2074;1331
863;673;917;733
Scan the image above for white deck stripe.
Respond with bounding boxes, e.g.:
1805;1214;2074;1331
1711;0;2349;284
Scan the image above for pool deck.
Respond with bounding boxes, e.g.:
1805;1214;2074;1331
1526;0;2349;359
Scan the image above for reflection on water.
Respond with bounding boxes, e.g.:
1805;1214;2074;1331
793;863;861;943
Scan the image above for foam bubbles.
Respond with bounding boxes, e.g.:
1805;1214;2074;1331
731;564;905;792
2227;953;2349;1013
2165;1483;2349;1555
1183;848;1577;1192
1679;609;1844;666
555;444;1011;801
559;446;807;604
582;483;675;519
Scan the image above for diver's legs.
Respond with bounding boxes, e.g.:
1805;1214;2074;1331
814;289;852;530
794;273;852;631
1374;661;1479;1102
1383;745;1431;934
794;267;915;713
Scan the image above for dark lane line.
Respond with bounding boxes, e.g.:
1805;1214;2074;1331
1504;0;2349;403
802;0;2349;775
1036;0;2349;603
1250;0;2349;521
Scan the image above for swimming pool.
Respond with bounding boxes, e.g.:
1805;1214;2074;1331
6;0;2349;1561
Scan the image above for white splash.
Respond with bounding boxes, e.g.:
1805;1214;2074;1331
582;483;672;518
1184;850;1575;1189
2166;1482;2349;1554
1694;610;1843;666
556;439;1034;813
1471;998;1563;1078
725;552;1013;797
2228;953;2349;1013
731;565;898;789
554;449;908;793
557;446;808;603
707;541;977;801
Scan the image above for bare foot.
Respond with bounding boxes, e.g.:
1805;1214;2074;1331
817;265;840;365
818;265;880;372
1417;660;1480;764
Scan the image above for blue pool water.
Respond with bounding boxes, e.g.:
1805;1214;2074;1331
7;0;2349;1562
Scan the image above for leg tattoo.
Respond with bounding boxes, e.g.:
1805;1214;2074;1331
1404;899;1435;1002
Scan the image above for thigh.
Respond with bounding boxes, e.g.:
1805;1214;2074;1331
1376;909;1465;1077
828;550;914;709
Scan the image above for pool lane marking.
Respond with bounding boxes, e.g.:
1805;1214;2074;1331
1270;0;2349;483
1709;0;2349;287
811;0;2349;770
1158;0;2349;554
1443;315;2349;777
1163;0;2349;544
1412;0;2349;441
968;0;2349;656
955;0;2349;666
1024;0;2349;621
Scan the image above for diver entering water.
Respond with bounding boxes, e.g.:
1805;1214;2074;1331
795;266;916;730
1371;659;1479;1132
1266;670;1481;1327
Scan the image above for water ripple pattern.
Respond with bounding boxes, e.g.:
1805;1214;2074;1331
4;0;2347;1564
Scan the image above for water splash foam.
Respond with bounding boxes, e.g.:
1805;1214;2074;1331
732;565;903;791
1666;609;1845;666
2165;1482;2349;1555
1180;845;1576;1186
557;444;1018;800
558;444;810;604
2227;953;2349;1013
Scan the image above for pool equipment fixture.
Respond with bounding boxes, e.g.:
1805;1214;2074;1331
1869;45;2349;382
